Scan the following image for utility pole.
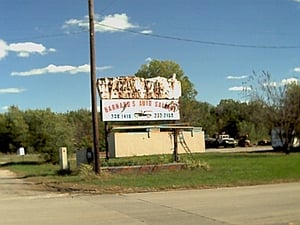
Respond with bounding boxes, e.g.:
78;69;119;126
88;0;100;174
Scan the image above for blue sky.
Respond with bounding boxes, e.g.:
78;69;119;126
1;0;300;112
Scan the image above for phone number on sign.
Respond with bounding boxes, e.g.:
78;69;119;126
110;114;132;119
154;113;174;119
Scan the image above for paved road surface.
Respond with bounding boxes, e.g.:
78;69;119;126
1;169;300;225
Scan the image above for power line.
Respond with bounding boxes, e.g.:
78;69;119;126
6;30;83;43
99;0;118;14
99;23;300;49
6;23;300;49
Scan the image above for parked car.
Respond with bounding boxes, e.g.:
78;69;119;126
238;135;251;147
257;139;271;146
215;134;236;148
205;135;216;148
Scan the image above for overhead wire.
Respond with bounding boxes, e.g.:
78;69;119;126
3;0;299;49
98;23;300;49
6;22;300;49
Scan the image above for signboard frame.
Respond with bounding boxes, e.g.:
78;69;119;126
97;75;181;122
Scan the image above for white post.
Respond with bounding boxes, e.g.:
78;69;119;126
59;147;68;170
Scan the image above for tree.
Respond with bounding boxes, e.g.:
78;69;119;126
180;100;216;133
66;109;106;151
135;59;198;124
246;100;270;141
66;109;93;149
135;59;197;100
245;71;300;152
283;83;300;134
4;106;29;152
214;99;245;138
24;109;74;163
0;113;10;153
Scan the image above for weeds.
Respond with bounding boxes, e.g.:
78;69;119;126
182;157;211;171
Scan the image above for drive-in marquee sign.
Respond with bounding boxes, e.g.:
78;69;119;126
97;75;181;121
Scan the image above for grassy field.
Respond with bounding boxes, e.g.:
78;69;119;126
1;152;300;193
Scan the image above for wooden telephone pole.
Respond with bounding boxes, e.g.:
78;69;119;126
88;0;100;174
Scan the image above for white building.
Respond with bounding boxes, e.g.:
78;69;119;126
107;125;205;158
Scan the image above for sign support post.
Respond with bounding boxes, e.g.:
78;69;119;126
173;129;179;162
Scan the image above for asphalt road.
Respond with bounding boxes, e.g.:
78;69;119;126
1;169;300;225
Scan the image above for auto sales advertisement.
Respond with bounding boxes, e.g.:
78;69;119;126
101;99;180;121
97;75;181;121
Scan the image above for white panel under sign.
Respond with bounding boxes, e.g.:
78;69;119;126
101;99;180;121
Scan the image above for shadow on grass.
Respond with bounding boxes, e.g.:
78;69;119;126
57;169;73;176
20;169;74;178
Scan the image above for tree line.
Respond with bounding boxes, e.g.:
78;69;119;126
1;60;299;161
0;99;271;160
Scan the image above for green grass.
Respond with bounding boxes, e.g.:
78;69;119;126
0;153;41;163
1;152;300;193
196;153;300;185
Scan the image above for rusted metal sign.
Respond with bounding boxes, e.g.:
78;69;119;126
97;75;181;121
97;74;181;100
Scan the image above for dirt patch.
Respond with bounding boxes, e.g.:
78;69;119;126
0;169;18;178
0;169;45;196
103;163;185;174
0;164;186;195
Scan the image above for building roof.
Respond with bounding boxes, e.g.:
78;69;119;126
110;124;202;132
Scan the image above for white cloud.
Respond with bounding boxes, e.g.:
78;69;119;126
262;77;299;87
49;48;56;52
292;0;300;3
0;39;8;59
0;39;55;59
97;13;137;32
97;65;113;71
1;106;9;111
145;57;152;62
140;30;153;34
63;18;89;33
8;42;46;56
229;86;251;91
263;81;277;87
294;67;300;72
11;64;112;76
227;75;248;80
0;88;26;94
63;13;145;33
281;77;298;85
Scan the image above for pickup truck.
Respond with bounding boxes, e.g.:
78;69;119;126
205;134;236;148
214;134;236;148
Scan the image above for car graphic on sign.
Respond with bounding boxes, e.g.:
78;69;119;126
134;111;152;118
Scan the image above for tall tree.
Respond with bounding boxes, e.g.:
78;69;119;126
66;109;93;149
246;100;270;141
135;59;197;100
245;71;300;152
24;108;74;163
0;113;10;153
214;99;245;138
135;59;198;124
66;109;106;151
283;83;300;134
4;106;29;152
